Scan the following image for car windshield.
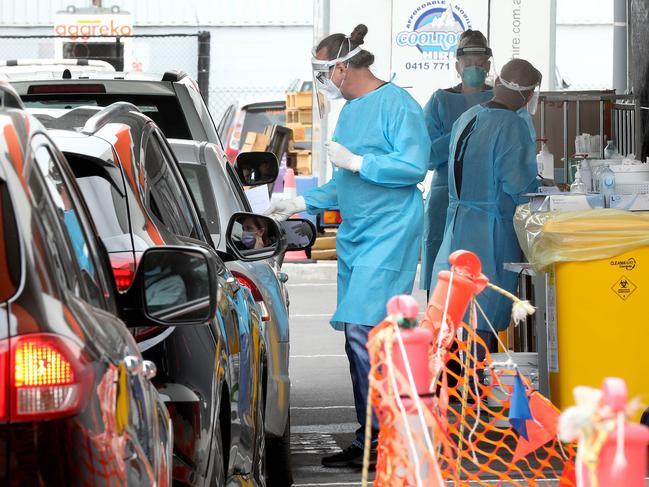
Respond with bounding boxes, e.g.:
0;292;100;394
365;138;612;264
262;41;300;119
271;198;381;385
22;94;192;139
179;164;221;244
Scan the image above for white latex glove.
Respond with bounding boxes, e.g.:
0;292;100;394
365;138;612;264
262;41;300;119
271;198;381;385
326;141;363;173
264;196;307;222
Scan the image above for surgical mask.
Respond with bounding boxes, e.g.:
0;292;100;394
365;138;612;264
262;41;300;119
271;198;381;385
241;231;257;249
499;77;542;115
317;74;344;100
461;66;487;88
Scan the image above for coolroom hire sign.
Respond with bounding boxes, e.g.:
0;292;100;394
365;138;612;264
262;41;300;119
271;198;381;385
392;0;489;105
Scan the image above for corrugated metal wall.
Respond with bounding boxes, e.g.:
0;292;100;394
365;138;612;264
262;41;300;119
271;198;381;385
0;0;313;27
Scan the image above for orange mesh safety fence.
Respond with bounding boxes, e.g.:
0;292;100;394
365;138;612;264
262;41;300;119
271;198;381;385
367;318;576;486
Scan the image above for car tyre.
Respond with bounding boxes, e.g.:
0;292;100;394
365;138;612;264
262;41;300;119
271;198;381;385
265;412;293;486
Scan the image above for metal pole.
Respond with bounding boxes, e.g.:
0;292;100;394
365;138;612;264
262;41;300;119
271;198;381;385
197;31;211;104
614;0;629;93
575;100;581;136
563;101;569;183
600;100;605;157
115;37;123;71
540;99;546;139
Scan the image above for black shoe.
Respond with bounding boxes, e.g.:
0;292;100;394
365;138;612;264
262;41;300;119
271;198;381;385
321;444;365;468
349;448;377;470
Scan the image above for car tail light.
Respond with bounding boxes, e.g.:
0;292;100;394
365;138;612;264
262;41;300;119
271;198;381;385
0;340;8;421
232;271;270;322
27;84;106;94
323;210;342;225
110;252;142;292
9;333;91;421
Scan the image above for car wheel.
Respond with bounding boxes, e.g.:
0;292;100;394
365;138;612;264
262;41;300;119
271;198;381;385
210;409;227;487
265;412;293;486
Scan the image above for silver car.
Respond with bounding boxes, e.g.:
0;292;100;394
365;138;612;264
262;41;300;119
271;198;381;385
171;139;315;486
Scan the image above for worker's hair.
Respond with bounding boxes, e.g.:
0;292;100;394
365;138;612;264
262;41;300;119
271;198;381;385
315;24;375;68
458;29;489;49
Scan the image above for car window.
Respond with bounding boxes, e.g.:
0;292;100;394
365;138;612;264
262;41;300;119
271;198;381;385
143;133;201;240
180;164;220;238
225;162;252;212
22;94;192;139
0;180;21;301
67;153;132;253
32;143;104;307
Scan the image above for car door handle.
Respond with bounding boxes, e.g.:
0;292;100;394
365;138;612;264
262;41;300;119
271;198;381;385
226;276;241;294
124;355;143;375
142;360;157;380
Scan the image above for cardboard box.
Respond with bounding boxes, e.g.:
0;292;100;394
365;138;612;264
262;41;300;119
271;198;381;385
252;133;270;152
286;91;312;110
291;150;311;175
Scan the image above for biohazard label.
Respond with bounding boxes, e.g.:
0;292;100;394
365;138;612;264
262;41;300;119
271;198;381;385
611;275;637;301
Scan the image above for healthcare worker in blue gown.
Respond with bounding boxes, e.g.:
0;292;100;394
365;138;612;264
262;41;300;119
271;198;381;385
266;24;430;469
431;58;542;352
421;30;494;296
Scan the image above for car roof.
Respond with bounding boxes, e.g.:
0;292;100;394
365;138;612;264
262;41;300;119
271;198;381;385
9;69;192;87
241;100;286;111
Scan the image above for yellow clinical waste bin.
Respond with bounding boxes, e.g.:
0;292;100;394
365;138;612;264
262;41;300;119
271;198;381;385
548;248;649;417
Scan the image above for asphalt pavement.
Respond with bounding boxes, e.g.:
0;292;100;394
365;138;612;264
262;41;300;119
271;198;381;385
285;262;428;486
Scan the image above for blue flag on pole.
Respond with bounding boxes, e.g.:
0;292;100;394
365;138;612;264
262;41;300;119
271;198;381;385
509;371;533;440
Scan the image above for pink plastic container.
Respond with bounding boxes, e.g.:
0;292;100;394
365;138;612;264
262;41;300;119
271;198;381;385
390;327;434;404
581;422;649;487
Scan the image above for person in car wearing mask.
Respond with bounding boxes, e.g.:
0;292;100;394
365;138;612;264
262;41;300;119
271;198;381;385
266;24;429;468
431;58;541;355
241;215;270;250
421;30;493;298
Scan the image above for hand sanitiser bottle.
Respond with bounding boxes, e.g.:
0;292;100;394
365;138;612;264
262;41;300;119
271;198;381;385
570;169;587;194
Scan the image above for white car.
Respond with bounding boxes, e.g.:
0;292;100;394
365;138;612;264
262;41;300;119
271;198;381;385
0;58;115;80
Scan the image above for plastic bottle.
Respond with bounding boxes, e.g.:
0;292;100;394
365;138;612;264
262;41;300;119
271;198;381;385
604;139;619;159
283;167;297;199
579;159;593;192
599;164;616;207
536;140;554;180
570;169;588;194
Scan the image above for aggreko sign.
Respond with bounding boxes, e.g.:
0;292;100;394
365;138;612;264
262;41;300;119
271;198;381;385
53;14;133;40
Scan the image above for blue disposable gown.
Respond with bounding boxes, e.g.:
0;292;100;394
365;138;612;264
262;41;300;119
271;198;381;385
430;105;539;331
420;88;493;291
303;82;430;330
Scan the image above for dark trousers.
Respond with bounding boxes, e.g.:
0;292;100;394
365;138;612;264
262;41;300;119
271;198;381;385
344;323;379;449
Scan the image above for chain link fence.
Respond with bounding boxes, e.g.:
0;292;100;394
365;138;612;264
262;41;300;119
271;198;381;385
0;34;198;79
207;85;288;125
0;34;293;134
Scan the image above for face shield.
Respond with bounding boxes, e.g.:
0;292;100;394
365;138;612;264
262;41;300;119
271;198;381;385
311;40;362;117
499;77;542;115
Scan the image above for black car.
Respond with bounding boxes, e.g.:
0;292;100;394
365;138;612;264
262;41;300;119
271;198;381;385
33;102;284;486
0;103;186;485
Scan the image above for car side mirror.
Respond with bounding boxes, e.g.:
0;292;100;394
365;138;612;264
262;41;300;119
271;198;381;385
120;246;218;327
282;218;316;251
235;151;279;186
226;212;286;261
